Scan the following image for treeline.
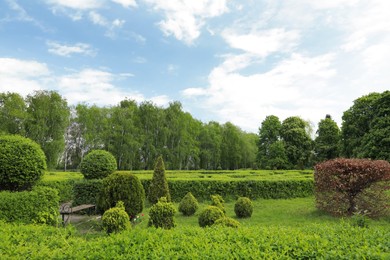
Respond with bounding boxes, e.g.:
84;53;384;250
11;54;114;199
0;90;388;170
0;91;257;170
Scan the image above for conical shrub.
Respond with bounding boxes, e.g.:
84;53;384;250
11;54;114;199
148;156;171;204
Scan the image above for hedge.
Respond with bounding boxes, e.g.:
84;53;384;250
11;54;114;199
37;179;77;203
72;179;104;206
0;186;59;225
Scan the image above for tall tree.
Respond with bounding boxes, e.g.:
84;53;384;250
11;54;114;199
0;92;27;135
220;122;242;170
199;121;222;170
257;115;282;169
314;115;340;163
25;90;70;169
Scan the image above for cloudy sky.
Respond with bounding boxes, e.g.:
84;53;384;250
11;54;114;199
0;0;389;133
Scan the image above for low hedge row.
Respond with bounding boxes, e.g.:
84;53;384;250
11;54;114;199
1;221;389;259
37;179;77;203
0;186;59;225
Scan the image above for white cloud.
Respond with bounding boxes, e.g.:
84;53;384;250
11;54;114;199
47;41;96;57
89;11;108;26
45;0;102;10
111;0;137;8
0;58;50;96
88;11;125;37
144;0;228;44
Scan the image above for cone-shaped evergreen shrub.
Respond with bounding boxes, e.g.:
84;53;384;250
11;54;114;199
214;217;240;228
148;197;176;229
198;206;224;227
80;150;117;179
178;192;199;216
234;197;253;218
98;172;145;217
148;156;171;204
102;201;130;234
0;135;46;191
211;194;225;214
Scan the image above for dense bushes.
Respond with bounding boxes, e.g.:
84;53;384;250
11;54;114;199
178;192;199;216
98;172;145;217
80;150;117;179
198;206;225;227
102;201;130;234
234;197;253;218
0;186;59;225
315;158;390;217
214;217;240;228
73;179;104;206
0;135;46;191
37;179;77;203
148;156;171;204
211;194;225;213
148;197;176;229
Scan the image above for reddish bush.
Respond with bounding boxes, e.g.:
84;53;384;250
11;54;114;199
314;158;390;217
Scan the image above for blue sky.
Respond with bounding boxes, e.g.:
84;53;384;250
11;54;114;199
0;0;389;133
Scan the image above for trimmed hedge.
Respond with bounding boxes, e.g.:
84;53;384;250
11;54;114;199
37;179;77;203
73;179;104;206
0;186;59;225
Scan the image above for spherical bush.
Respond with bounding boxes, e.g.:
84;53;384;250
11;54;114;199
98;172;145;217
80;150;117;179
234;197;253;218
102;204;130;234
148;197;176;229
214;217;240;228
0;135;46;191
198;206;224;227
178;192;199;216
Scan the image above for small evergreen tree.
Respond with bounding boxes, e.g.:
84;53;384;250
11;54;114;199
148;156;171;204
148;197;176;229
178;192;199;216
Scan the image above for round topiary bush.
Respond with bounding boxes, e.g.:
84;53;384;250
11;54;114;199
80;150;117;180
214;217;240;228
198;206;224;227
101;201;130;234
0;135;46;191
178;192;199;216
148;197;176;229
234;197;253;218
98;172;145;218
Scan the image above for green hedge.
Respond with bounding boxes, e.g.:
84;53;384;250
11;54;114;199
73;179;104;206
0;222;389;259
37;179;77;203
142;179;314;202
0;186;59;225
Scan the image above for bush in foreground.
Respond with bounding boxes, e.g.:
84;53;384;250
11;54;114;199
214;217;240;228
148;197;176;229
102;201;130;234
198;206;224;227
0;135;46;191
210;194;225;214
80;150;117;180
234;197;253;218
178;192;199;216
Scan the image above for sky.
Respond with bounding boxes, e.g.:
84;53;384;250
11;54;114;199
0;0;389;133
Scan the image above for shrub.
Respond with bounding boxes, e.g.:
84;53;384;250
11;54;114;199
98;172;145;217
178;192;199;216
0;186;59;225
80;150;117;180
37;179;76;203
198;206;224;227
234;197;253;218
73;179;104;206
314;158;390;217
102;201;130;234
211;194;225;214
148;156;171;204
148;197;176;229
214;217;240;228
0;135;46;191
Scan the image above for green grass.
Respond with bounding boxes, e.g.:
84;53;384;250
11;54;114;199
42;171;83;182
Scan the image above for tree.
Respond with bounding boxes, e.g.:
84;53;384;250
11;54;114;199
0;92;27;135
314;115;340;163
315;158;390;217
280;116;313;169
220;122;242;170
25;90;70;169
148;156;171;204
199;121;222;170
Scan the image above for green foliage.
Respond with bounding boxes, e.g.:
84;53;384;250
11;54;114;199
73;179;104;206
314;158;390;217
102;202;130;234
37;179;77;203
148;197;176;229
0;186;59;225
214;217;240;228
210;194;225;214
0;92;27;135
198;206;225;227
314;115;340;163
98;172;145;217
234;197;253;218
148;156;171;204
80;150;117;179
178;192;199;216
0;135;46;191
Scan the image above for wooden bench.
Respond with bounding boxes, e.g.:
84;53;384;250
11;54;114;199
60;203;96;224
